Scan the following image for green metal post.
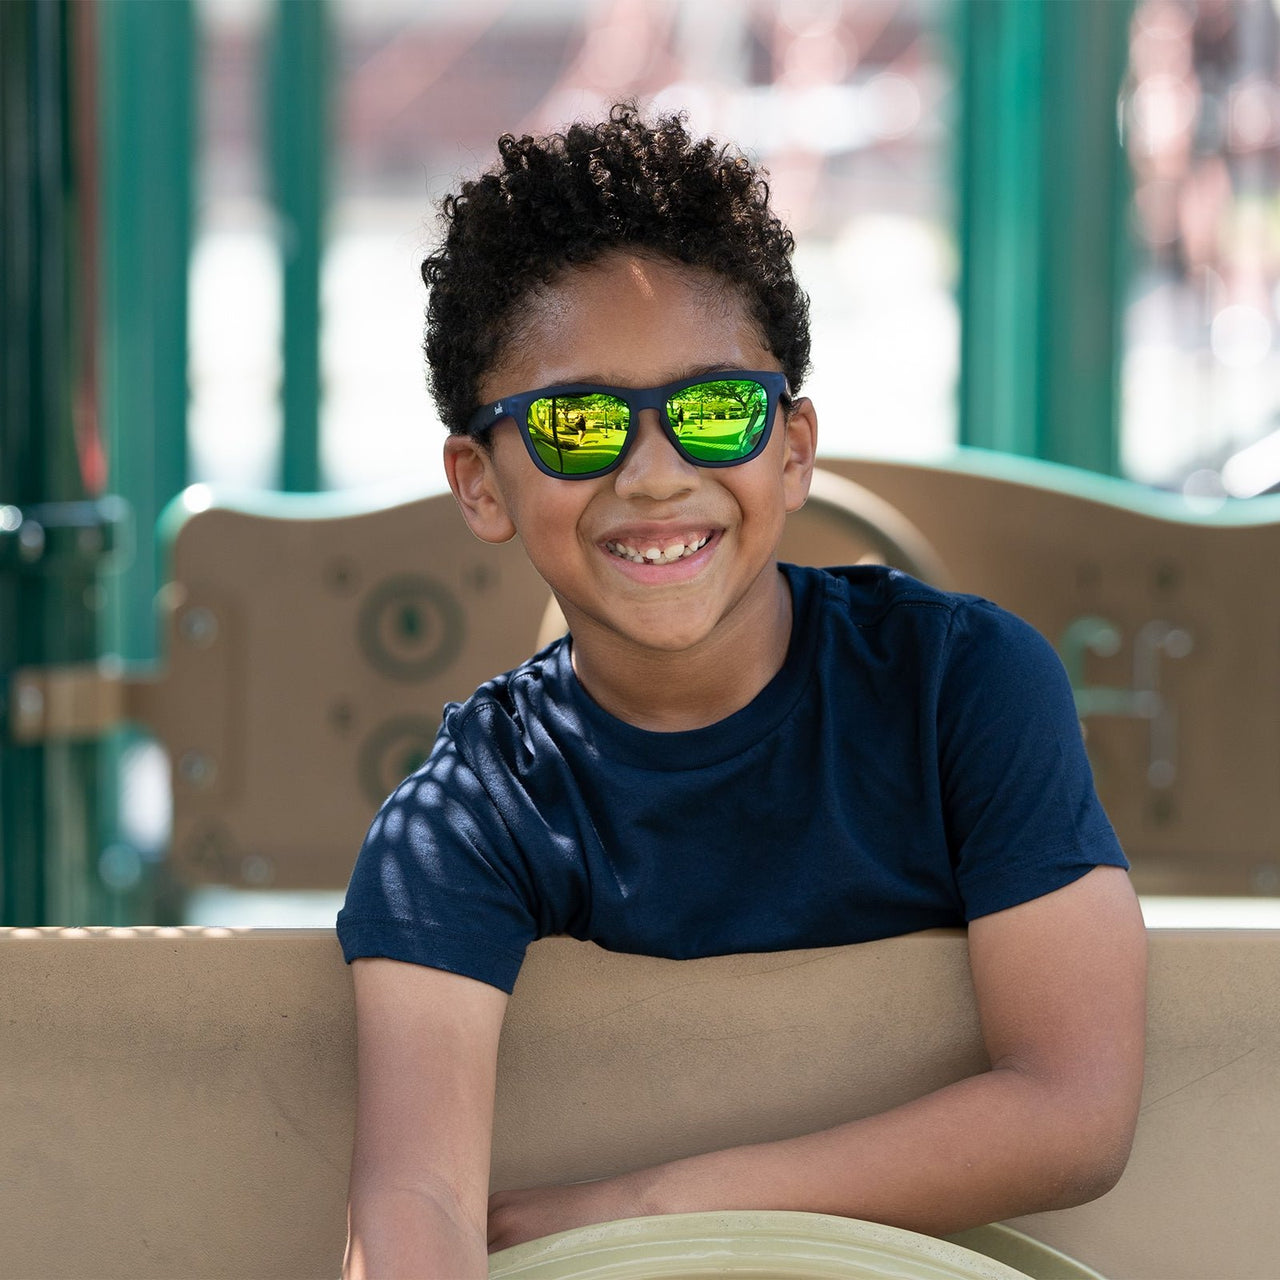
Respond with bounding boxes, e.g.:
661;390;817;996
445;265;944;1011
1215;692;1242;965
1;1;109;926
956;0;1131;475
99;0;194;666
268;0;331;493
97;0;195;923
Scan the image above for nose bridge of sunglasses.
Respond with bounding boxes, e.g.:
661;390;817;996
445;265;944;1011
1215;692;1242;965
630;403;696;463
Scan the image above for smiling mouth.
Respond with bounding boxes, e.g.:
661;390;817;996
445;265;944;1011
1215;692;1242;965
604;533;712;565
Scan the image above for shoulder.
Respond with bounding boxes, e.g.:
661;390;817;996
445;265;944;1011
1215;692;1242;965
785;562;1048;667
784;561;1004;634
437;634;574;757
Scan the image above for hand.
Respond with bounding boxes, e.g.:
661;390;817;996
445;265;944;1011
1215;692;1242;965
487;1174;648;1253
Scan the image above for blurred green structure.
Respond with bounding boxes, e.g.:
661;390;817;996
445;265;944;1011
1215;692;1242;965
956;0;1131;475
1;0;1133;926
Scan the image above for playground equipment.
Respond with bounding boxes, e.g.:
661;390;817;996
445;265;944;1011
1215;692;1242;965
5;452;1280;1277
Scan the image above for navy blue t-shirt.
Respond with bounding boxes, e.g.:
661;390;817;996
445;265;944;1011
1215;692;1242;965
337;563;1126;992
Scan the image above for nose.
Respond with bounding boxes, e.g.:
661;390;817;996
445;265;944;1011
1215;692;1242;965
612;409;697;501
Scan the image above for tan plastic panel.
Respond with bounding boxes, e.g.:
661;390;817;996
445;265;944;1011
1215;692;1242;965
149;493;550;889
1;929;1278;1280
796;459;1280;897
144;460;1278;894
153;468;944;889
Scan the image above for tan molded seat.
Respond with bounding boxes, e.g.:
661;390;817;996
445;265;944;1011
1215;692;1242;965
1;926;1278;1279
805;453;1280;897
15;451;1279;896
125;487;551;889
14;468;948;892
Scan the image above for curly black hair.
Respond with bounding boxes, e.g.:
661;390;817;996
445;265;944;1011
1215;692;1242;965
421;102;812;436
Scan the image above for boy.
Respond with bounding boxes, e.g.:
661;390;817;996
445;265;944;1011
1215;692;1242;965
337;104;1146;1279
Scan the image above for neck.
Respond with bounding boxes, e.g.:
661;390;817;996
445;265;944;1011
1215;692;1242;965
566;565;793;732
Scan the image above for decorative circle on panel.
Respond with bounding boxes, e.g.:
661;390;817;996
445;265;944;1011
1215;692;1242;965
358;716;439;806
357;574;465;682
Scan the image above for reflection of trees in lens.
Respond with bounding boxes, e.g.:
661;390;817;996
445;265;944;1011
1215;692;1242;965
669;380;766;457
531;394;629;472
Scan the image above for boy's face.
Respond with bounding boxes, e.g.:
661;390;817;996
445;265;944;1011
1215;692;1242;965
444;251;817;662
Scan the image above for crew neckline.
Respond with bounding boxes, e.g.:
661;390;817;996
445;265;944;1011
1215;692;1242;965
555;562;820;770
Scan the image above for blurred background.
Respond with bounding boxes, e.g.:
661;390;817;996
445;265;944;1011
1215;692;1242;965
4;0;1280;928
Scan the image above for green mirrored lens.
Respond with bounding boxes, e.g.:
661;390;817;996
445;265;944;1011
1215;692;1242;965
667;379;768;462
528;393;630;475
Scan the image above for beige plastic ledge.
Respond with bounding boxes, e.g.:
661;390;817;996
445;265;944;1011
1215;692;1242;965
1;927;1278;1280
489;1211;1034;1279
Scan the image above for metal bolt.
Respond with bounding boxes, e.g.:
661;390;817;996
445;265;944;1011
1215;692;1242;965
14;681;44;724
99;844;144;891
178;751;216;788
17;520;45;562
324;559;359;593
241;854;273;886
179;606;218;647
1164;627;1193;660
1252;864;1280;894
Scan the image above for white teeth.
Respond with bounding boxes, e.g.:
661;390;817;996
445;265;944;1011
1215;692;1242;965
606;534;710;565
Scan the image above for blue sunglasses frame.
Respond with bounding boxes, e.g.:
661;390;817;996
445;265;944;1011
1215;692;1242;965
466;370;790;480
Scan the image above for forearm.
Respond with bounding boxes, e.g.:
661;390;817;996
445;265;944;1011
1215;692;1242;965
345;1184;488;1280
630;1063;1133;1236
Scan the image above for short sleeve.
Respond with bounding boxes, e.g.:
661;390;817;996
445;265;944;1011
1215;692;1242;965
936;599;1128;920
336;723;538;994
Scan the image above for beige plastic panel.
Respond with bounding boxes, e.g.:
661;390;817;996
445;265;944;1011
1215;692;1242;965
143;460;1276;894
152;469;944;890
1;928;1278;1280
148;493;550;889
790;459;1280;897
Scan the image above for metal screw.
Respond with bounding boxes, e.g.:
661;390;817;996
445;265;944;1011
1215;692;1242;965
179;606;218;647
17;520;45;562
178;751;216;788
14;681;44;725
324;559;359;593
1252;864;1280;894
99;844;144;891
241;854;273;886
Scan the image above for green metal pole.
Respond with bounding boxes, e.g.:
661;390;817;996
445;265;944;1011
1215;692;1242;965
1;1;108;926
97;0;195;923
99;0;194;665
1038;0;1130;476
955;0;1045;460
956;0;1130;475
268;0;330;493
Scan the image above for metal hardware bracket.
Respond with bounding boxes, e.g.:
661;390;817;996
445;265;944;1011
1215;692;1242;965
8;661;162;743
0;498;130;573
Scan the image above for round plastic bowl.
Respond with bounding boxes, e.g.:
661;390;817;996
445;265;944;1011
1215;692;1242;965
488;1211;1104;1279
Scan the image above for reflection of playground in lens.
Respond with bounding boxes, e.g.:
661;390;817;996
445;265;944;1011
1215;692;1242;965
527;380;768;473
529;393;630;474
669;379;767;461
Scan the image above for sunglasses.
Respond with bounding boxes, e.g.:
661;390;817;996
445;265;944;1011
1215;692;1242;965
466;370;790;480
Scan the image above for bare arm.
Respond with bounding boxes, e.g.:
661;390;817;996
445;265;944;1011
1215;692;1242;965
488;865;1146;1248
344;958;507;1280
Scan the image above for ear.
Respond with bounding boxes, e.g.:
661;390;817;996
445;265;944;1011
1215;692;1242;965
443;434;518;544
780;396;818;513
